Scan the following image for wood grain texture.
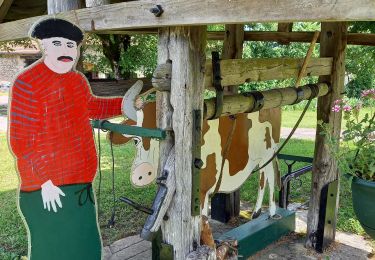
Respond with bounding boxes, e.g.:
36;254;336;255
277;23;293;44
85;0;110;8
157;26;207;259
153;57;332;92
47;0;81;14
89;78;152;96
0;0;13;22
204;83;330;119
306;22;347;249
89;30;375;47
1;0;375;41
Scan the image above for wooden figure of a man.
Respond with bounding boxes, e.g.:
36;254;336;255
8;18;134;259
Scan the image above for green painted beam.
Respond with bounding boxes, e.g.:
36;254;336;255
91;120;166;139
219;208;295;258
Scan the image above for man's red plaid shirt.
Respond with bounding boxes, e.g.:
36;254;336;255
9;62;123;191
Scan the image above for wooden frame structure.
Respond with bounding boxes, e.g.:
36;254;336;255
1;0;374;258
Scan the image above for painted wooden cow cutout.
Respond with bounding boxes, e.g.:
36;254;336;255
110;86;281;217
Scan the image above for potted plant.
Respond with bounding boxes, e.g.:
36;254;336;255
320;89;375;239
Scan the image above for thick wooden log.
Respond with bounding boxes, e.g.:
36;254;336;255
306;23;347;250
204;83;329;119
157;26;207;259
1;0;375;42
152;57;332;91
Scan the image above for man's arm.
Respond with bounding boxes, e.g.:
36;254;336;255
81;78;123;119
8;78;47;186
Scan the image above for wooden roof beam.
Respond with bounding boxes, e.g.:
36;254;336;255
1;0;375;42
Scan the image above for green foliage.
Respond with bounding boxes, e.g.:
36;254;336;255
82;34;157;79
320;91;375;181
118;35;158;78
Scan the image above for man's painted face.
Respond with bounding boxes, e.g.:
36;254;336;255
41;37;79;74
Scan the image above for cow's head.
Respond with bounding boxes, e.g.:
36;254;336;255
108;81;158;187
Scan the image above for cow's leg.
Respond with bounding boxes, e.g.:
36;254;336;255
252;170;266;219
265;163;277;216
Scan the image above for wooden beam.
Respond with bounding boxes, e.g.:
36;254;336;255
209;31;375;46
153;57;333;91
204;83;330;119
1;0;375;42
0;0;14;23
156;26;207;259
306;22;347;251
89;78;152;96
277;23;293;45
91;30;375;47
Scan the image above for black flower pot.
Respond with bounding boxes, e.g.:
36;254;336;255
351;176;375;239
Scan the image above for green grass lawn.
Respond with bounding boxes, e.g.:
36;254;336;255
281;107;373;129
0;131;366;259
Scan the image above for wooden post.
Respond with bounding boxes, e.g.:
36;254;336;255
47;0;81;14
306;22;347;251
85;0;110;7
277;23;293;45
156;26;207;259
211;24;244;223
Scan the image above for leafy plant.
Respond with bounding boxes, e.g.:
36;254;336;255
320;89;375;181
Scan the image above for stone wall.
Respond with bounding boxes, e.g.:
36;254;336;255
0;54;25;83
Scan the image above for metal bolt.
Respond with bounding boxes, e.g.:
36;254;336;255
194;158;204;169
150;5;164;17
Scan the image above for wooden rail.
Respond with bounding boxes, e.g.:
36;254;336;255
204;83;330;119
152;57;333;91
1;0;375;42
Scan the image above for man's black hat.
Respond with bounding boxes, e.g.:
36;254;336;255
31;18;84;43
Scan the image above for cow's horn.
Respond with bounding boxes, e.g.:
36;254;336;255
122;80;143;121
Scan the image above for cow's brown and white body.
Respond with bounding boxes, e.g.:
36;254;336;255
110;99;281;216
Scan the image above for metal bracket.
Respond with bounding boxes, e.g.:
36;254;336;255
293;87;305;104
211;51;224;119
192;109;202;216
243;91;265;112
315;179;339;253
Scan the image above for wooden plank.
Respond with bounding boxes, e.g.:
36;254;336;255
0;0;13;22
92;30;375;47
306;22;347;251
204;57;332;89
89;78;153;96
156;26;207;259
219;208;295;258
1;0;375;41
153;57;333;91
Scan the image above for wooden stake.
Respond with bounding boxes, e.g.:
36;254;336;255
295;31;320;87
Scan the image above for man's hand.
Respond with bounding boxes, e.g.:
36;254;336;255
41;180;65;212
134;96;144;110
